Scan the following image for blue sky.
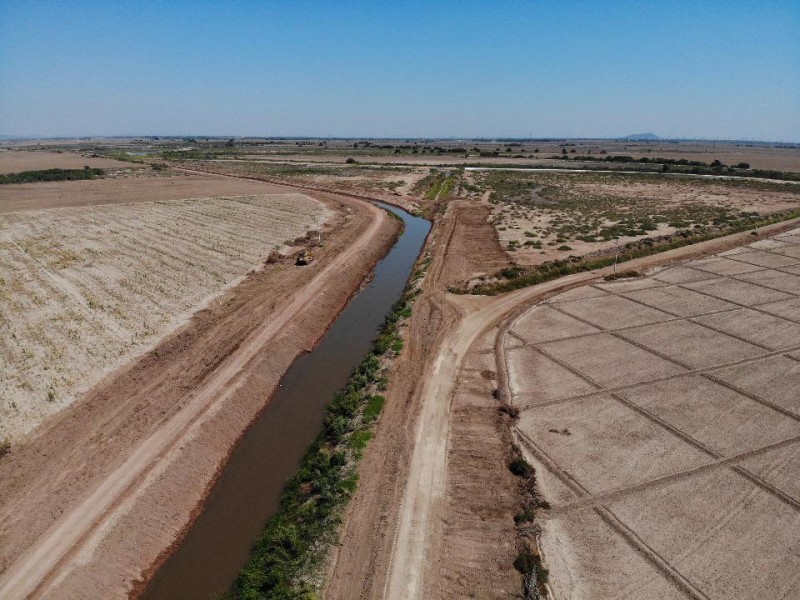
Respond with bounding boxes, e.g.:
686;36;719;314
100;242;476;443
1;1;798;140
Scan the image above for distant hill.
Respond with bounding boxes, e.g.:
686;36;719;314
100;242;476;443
622;133;661;141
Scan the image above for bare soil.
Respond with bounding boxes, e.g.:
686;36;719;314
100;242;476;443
508;228;800;599
0;173;290;213
327;210;800;599
0;185;399;598
0;150;138;174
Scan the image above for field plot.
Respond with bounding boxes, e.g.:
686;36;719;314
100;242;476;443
507;228;800;599
0;193;329;440
0;150;133;174
468;170;800;265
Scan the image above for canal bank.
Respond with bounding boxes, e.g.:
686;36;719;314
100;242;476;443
141;203;431;599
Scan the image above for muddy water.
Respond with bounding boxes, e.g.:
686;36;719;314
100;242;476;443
142;203;430;600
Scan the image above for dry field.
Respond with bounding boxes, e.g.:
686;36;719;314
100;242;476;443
0;193;329;441
0;171;291;213
0;150;135;174
183;159;431;206
167;140;800;172
507;229;800;599
467;170;800;266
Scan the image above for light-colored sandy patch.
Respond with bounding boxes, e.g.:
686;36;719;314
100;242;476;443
506;345;599;405
0;174;290;213
683;276;794;305
712;355;800;417
736;268;800;294
554;294;673;330
608;468;800;599
622;285;739;317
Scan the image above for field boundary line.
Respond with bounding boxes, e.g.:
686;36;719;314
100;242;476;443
542;435;800;517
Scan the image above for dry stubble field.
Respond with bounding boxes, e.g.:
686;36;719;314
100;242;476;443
0;192;329;441
507;229;800;599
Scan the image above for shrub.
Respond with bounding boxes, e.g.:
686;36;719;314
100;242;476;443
509;458;533;478
0;438;10;459
514;510;535;524
363;395;385;423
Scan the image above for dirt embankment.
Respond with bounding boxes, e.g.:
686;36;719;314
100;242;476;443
324;197;512;599
0;189;399;598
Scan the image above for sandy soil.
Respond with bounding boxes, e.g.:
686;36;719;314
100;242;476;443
326;209;800;599
0;150;138;174
0;183;399;598
0;192;329;441
507;228;800;599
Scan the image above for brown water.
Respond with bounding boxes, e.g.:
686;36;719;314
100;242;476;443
142;203;430;600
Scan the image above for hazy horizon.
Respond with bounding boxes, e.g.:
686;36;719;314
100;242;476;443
1;1;798;142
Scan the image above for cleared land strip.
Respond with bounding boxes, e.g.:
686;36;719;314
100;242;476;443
0;199;385;599
508;227;800;599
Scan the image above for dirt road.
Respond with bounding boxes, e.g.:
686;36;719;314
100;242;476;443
0;186;397;598
380;215;800;598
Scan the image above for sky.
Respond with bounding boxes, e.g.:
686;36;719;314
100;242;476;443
1;1;798;141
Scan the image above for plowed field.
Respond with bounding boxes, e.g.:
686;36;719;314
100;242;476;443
0;193;329;440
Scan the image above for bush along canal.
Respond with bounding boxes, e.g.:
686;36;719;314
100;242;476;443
141;203;431;600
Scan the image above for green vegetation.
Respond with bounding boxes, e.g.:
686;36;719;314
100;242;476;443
0;167;104;184
232;256;429;600
415;170;457;200
457;209;800;295
563;154;800;181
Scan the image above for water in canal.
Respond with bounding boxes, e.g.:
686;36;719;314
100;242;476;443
142;203;430;599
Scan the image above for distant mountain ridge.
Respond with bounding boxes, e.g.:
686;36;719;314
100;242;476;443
622;133;661;141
